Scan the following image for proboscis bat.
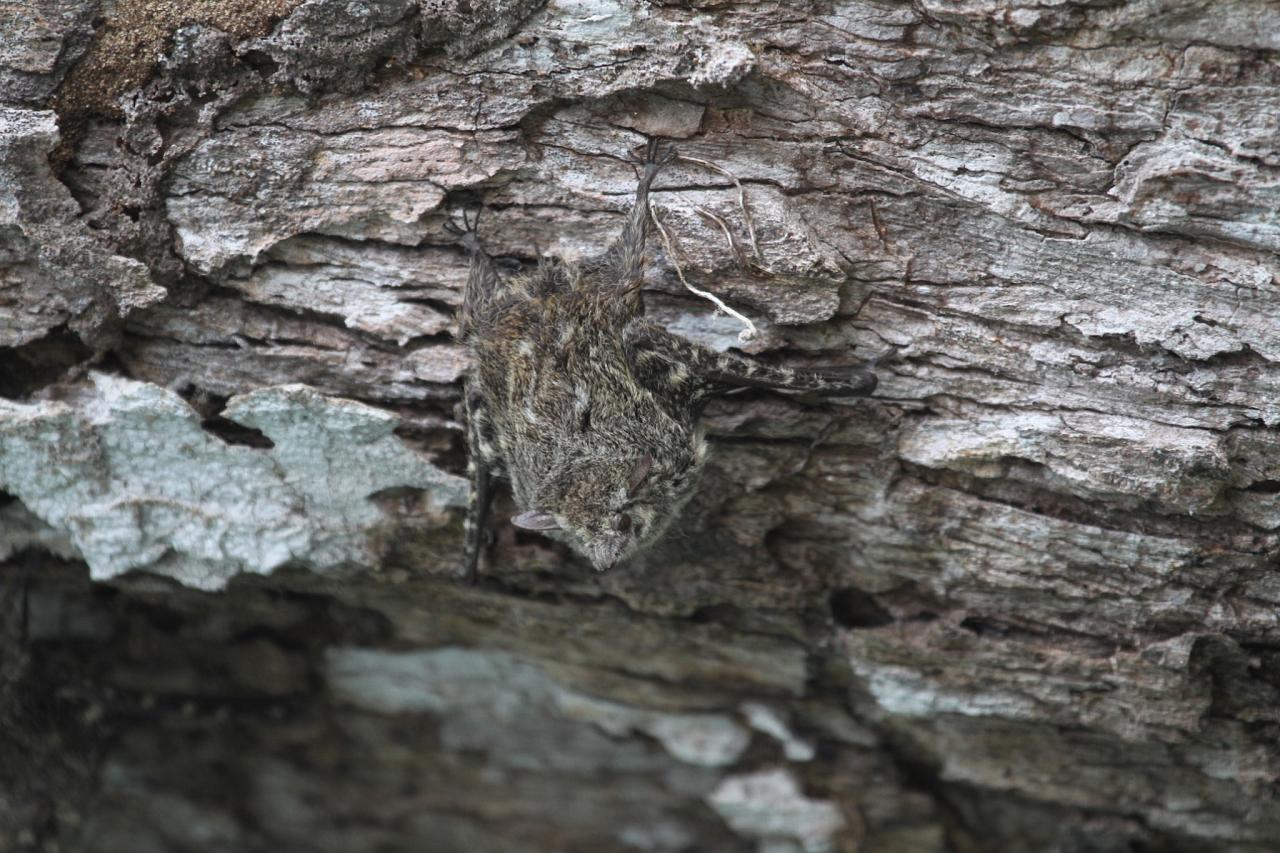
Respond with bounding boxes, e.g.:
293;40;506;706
452;140;880;581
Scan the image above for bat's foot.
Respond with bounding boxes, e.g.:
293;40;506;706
444;202;484;251
632;138;678;179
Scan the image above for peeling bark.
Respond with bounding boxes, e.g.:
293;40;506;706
3;0;1280;851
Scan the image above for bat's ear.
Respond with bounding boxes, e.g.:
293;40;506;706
512;510;561;530
628;454;653;496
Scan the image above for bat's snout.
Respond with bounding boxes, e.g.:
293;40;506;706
588;536;630;572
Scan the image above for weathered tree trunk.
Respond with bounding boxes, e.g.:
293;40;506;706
3;0;1279;850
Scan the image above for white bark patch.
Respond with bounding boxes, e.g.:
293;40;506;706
855;662;1039;720
898;411;1230;513
224;235;459;345
707;768;845;853
326;646;752;767
0;373;465;590
1056;133;1280;253
689;42;756;88
742;702;816;762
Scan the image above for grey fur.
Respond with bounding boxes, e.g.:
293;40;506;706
455;141;880;581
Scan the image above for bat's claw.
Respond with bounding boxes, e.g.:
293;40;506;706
444;202;484;250
631;138;678;177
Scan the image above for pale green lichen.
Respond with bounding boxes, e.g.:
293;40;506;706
0;373;465;589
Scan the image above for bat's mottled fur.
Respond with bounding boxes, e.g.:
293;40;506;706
454;140;879;581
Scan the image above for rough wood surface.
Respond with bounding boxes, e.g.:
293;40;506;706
3;1;1279;851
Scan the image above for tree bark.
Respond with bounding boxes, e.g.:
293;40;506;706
3;0;1279;851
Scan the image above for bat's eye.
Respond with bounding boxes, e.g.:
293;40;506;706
618;513;632;534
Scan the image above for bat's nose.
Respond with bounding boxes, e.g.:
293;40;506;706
590;537;627;572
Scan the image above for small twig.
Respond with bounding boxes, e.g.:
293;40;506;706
677;154;763;263
648;199;758;343
693;205;744;266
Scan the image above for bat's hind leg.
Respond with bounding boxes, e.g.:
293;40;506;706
446;203;503;337
603;138;678;295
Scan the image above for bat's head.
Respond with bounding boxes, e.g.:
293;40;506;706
513;438;707;571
